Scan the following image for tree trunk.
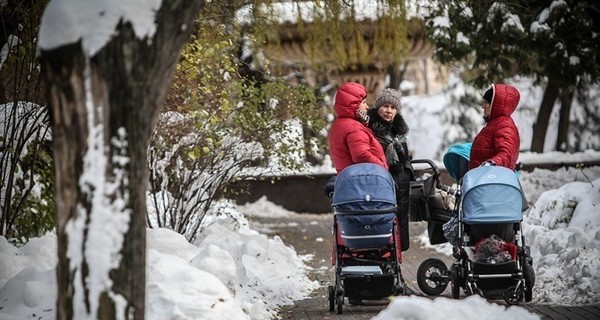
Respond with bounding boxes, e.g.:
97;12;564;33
386;62;407;90
39;1;205;319
555;86;573;152
531;77;560;153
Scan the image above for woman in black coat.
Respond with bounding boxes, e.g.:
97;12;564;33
368;88;414;251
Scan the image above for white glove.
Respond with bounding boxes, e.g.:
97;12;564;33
480;160;495;167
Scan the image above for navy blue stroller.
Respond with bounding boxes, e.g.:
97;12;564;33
415;143;535;305
326;163;407;314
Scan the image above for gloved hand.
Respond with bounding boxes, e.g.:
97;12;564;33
480;160;496;167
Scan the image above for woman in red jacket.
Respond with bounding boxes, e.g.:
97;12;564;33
469;83;521;170
328;82;388;174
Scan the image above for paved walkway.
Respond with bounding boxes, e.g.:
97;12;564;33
248;213;600;320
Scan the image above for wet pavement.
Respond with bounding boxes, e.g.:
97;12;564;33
247;213;600;320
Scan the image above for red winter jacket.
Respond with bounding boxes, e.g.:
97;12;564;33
469;84;520;170
328;82;388;174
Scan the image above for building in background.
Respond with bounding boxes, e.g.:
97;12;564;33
262;19;449;102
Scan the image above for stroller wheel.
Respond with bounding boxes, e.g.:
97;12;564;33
503;286;523;305
327;285;335;311
523;263;535;302
417;258;449;296
450;264;461;299
336;293;344;314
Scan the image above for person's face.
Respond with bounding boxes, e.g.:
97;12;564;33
377;103;397;122
482;100;492;118
358;99;369;113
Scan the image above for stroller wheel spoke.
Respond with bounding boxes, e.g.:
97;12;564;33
417;258;449;296
503;286;524;305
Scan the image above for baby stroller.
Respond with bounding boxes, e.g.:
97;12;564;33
408;157;458;296
326;163;407;314
415;143;535;305
408;158;457;244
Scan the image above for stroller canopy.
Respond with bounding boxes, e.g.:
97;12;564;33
332;163;396;211
462;166;523;224
443;142;471;182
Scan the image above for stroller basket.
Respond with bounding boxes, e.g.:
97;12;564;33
462;166;523;224
343;274;396;300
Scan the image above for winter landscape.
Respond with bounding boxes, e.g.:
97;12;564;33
1;0;599;320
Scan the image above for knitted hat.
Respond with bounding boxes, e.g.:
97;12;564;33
483;86;494;104
374;88;402;110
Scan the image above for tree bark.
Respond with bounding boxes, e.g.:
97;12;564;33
386;62;407;90
555;87;573;152
531;77;560;153
39;1;205;319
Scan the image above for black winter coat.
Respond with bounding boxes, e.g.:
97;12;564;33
367;109;413;178
367;108;413;251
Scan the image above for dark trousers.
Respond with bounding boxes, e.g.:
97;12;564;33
394;171;411;251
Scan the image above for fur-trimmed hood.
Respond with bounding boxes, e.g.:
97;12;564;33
367;108;409;137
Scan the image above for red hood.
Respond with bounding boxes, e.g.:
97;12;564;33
334;82;367;119
489;83;520;120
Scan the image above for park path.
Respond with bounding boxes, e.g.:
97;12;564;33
248;212;600;320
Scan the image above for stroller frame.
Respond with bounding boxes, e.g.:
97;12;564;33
450;196;534;304
413;155;534;305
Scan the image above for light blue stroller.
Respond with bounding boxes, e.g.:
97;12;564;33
415;143;535;304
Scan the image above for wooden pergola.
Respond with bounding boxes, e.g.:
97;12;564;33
262;19;448;103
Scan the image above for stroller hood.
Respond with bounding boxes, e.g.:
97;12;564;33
462;166;523;224
332;163;396;210
443;143;471;182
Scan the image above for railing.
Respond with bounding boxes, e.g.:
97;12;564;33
222;160;600;214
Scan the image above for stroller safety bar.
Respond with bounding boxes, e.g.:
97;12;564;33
472;272;523;279
341;233;393;240
341;266;383;275
334;208;397;215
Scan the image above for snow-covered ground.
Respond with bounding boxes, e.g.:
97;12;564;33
0;203;319;320
2;165;599;320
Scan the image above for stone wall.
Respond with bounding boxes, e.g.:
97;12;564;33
222;161;600;214
225;169;454;214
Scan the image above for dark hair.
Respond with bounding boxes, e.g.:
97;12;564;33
483;86;494;104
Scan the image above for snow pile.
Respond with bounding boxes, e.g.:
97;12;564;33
523;177;600;305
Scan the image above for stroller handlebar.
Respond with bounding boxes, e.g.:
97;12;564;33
437;182;460;197
411;158;461;196
410;159;441;177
